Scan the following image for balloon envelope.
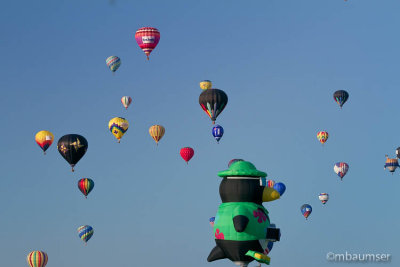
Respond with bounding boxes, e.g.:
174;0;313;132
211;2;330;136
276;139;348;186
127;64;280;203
301;204;312;219
333;90;349;108
180;147;194;163
77;225;94;243
106;56;121;72
149;125;165;145
319;193;329;204
334;162;349;180
109;117;129;142
317;131;329;145
200;80;212;90
228;159;244;168
212;125;224;143
135;27;160;60
384;156;399;173
199;88;228;124
57;134;88;171
78;178;94;198
27;251;48;267
35;130;54;154
121;96;132;109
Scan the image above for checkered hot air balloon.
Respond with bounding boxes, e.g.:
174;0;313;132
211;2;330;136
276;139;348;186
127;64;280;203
317;131;329;145
135;27;160;60
106;56;121;73
334;162;349;180
77;225;94;244
27;251;48;267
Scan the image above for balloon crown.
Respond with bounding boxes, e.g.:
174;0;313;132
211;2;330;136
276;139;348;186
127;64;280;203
218;160;267;178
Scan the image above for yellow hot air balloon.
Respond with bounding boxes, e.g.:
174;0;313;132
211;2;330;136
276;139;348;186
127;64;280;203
35;130;54;155
109;117;129;143
149;125;165;145
200;80;212;90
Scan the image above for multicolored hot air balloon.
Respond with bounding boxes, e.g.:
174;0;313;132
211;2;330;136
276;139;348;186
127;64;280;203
266;179;275;188
384;155;399;173
135;27;160;60
27;251;48;267
396;147;400;159
121;96;132;110
35;130;54;155
209;217;215;227
78;225;94;244
212;125;224;143
319;193;329;204
200;80;212;90
199;88;228;124
180;147;194;164
301;204;312;220
273;182;286;196
109;117;129;143
317;131;329;145
106;56;121;73
334;162;349;180
78;178;94;198
149;125;165;145
333;90;349;108
228;159;244;168
265;241;274;256
57;134;88;172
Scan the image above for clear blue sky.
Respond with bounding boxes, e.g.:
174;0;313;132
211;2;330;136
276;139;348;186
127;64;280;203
1;0;399;266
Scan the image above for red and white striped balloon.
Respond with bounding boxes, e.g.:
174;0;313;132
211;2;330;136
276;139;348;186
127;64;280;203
121;96;132;110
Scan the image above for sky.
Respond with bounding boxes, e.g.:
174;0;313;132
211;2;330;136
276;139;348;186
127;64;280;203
0;0;400;266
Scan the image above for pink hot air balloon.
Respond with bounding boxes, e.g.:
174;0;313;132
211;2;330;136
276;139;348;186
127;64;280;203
135;27;160;60
180;147;194;164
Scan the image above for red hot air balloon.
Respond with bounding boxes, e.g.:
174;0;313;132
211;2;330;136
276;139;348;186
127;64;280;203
135;27;160;60
180;147;194;164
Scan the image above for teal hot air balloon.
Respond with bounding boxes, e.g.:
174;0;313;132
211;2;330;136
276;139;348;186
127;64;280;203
77;225;93;244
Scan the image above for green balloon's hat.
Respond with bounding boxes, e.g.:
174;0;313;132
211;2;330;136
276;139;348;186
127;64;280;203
218;161;267;178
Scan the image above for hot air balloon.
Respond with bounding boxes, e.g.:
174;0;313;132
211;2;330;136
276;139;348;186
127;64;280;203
180;147;194;164
57;134;88;172
333;90;349;108
199;88;228;124
334;162;349;180
384;155;399;174
35;130;54;155
212;125;224;143
78;225;94;244
265;241;274;256
27;251;48;267
209;217;215;227
78;178;94;199
109;117;129;143
396;147;400;159
200;80;212;90
319;193;329;204
135;27;160;60
317;131;329;145
106;56;121;73
266;179;275;188
228;159;244;168
273;182;286;196
121;96;132;110
301;204;312;220
149;125;165;145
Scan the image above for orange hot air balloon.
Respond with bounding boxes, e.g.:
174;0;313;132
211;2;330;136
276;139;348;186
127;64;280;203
149;125;165;145
317;131;329;145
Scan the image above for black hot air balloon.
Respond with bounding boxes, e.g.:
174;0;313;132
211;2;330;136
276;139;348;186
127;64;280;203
333;90;349;108
199;88;228;124
57;134;88;172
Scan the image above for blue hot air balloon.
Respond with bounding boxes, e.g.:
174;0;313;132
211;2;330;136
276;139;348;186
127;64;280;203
273;182;286;196
77;225;94;244
212;125;224;143
301;204;312;220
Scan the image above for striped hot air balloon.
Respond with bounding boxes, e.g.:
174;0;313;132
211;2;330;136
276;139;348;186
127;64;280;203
35;130;54;155
135;27;160;60
384;155;399;174
266;179;275;188
149;125;165;145
317;131;329;145
319;193;329;204
27;251;48;267
106;56;121;73
121;96;132;110
77;225;94;244
78;178;94;198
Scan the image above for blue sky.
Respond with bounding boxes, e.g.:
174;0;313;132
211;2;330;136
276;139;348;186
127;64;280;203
1;0;399;266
